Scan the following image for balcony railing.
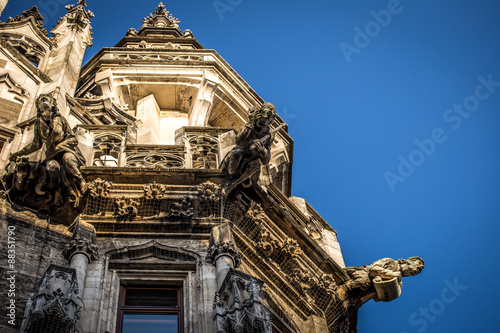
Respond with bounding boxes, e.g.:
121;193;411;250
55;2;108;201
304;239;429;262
86;127;235;170
124;145;185;169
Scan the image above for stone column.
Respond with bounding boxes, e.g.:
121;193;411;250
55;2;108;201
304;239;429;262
207;222;241;290
63;219;98;293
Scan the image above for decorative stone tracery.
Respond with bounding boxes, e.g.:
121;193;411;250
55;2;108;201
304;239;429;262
20;264;83;333
214;269;272;333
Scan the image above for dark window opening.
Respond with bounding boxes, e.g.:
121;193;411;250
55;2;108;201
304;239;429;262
117;286;183;333
13;46;40;67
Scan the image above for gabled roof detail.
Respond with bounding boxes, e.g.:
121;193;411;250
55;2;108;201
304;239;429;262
5;5;48;36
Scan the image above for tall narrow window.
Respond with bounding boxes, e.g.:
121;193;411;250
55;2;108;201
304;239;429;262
117;286;183;333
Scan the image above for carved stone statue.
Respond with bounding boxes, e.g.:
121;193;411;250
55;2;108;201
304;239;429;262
221;103;276;194
6;94;87;210
339;256;424;303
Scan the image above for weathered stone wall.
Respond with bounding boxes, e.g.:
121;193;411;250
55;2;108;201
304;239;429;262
0;201;71;332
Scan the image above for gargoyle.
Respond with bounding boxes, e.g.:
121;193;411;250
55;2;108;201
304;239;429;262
338;256;424;303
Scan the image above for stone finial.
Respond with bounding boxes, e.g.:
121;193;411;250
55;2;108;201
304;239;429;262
20;264;83;333
141;2;180;29
207;223;241;268
58;0;94;30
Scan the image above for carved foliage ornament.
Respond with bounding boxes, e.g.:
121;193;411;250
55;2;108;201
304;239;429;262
143;181;167;200
199;181;222;203
88;178;112;198
165;197;194;222
114;196;139;221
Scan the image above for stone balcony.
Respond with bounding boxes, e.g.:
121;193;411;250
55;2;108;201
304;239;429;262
86;126;235;171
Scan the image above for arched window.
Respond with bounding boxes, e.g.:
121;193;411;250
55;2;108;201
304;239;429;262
92;133;123;166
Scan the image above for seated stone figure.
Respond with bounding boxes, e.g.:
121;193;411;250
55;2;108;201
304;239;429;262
221;103;276;194
338;256;424;302
7;93;87;209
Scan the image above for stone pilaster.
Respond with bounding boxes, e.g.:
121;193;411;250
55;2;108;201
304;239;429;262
63;219;98;295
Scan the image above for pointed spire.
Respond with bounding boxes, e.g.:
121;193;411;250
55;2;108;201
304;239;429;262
63;0;94;20
141;2;180;29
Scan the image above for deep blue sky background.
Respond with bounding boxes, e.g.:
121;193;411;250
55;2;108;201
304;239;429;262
3;1;500;332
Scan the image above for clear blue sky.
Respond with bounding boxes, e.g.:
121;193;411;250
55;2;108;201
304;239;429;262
3;1;500;332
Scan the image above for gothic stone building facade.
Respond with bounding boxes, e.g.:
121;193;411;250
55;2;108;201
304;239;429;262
0;2;424;333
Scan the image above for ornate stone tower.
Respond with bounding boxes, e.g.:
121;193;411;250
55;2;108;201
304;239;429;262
0;3;424;333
